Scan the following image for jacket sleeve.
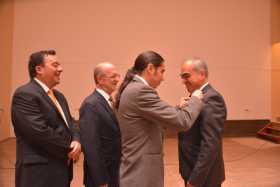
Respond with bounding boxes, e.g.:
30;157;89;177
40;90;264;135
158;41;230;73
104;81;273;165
79;102;108;186
136;85;203;130
189;95;226;187
60;93;80;142
11;91;71;159
70;117;80;142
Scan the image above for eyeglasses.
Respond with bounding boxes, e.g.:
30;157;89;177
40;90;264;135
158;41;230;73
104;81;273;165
180;72;190;79
103;74;120;79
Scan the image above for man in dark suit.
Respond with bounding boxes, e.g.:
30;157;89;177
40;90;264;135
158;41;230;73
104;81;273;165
178;58;227;187
79;62;121;187
11;50;81;187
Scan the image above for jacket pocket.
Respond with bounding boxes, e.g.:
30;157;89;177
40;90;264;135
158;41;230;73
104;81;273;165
138;153;164;187
23;154;48;165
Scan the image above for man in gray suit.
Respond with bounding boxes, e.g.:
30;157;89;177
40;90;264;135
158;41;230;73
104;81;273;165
178;58;227;187
115;51;203;187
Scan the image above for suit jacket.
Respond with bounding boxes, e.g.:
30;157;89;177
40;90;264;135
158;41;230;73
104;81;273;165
117;76;202;187
79;90;121;187
178;84;227;187
11;80;80;187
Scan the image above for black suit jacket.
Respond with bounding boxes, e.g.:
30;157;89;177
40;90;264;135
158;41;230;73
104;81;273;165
11;80;80;187
178;84;227;187
79;90;121;187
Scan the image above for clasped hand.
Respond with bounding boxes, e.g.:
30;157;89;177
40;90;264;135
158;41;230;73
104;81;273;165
68;140;81;162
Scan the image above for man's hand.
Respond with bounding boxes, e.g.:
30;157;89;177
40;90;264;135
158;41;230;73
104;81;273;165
192;90;203;100
68;141;81;162
99;184;108;187
179;96;190;107
186;181;194;187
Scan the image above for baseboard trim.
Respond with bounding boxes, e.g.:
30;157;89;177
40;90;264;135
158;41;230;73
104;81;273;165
223;119;270;137
165;119;270;138
0;137;14;144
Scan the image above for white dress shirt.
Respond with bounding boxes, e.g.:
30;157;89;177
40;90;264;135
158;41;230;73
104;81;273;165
96;88;113;108
200;82;209;91
134;74;149;86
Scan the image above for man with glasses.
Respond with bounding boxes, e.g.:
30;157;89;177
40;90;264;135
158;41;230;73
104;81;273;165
80;62;121;187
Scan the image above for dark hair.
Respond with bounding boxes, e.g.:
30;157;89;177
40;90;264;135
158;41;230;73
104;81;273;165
28;50;56;79
115;50;164;109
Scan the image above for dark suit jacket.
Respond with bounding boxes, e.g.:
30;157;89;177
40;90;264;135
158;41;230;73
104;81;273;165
178;84;227;187
11;80;80;187
79;90;121;187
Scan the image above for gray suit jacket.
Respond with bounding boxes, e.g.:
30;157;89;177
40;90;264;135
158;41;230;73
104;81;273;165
117;76;202;187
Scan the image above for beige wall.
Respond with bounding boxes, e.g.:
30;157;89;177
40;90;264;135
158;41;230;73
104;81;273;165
271;0;280;121
11;0;271;121
0;0;14;141
271;0;280;44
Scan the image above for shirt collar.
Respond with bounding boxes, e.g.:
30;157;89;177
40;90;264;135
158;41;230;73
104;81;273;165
200;82;209;91
34;78;50;93
134;74;149;86
96;88;111;101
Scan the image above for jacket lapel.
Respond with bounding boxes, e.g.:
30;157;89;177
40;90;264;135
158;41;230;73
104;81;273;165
31;80;70;128
202;83;211;93
94;91;119;130
53;90;72;128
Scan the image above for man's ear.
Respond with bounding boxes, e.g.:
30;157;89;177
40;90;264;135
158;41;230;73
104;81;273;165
35;65;43;75
146;63;155;74
199;71;206;79
96;75;103;85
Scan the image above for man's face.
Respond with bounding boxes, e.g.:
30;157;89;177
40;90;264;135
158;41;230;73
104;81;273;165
99;67;120;94
180;62;204;94
36;55;63;88
149;63;165;89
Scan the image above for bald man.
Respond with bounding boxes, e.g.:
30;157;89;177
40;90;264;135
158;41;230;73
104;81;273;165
178;58;227;187
79;63;121;187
